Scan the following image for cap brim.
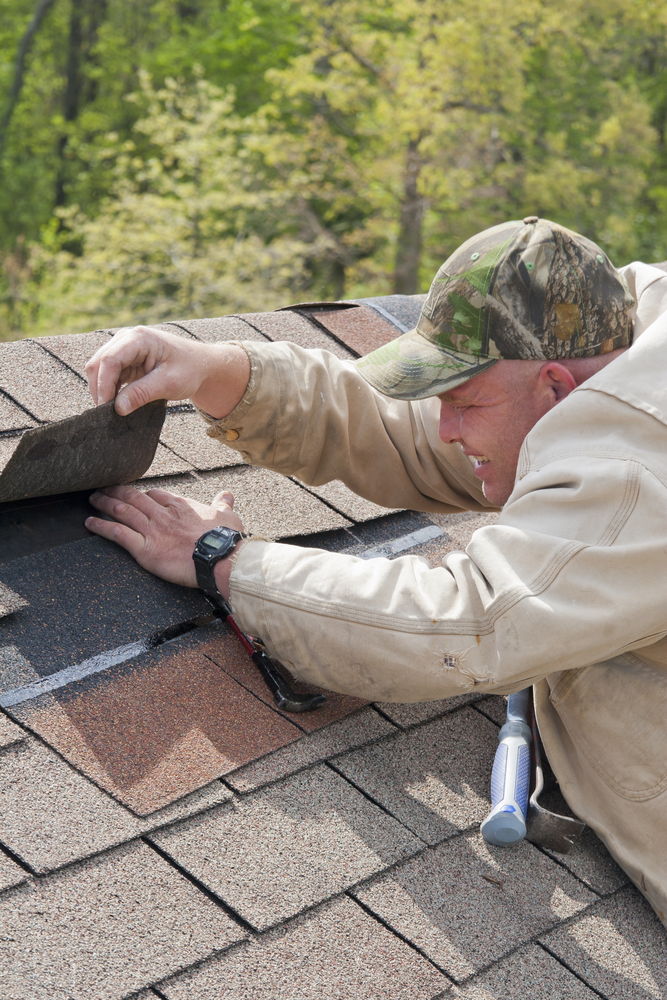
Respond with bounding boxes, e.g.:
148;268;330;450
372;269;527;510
355;328;498;400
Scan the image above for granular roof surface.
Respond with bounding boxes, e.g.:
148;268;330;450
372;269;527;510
0;294;663;998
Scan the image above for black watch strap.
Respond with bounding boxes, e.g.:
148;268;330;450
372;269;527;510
192;526;247;602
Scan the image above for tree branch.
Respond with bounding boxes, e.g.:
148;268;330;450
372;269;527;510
0;0;59;162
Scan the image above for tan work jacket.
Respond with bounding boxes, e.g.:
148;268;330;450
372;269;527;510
204;262;667;924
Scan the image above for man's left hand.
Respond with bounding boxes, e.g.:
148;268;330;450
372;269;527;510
85;486;245;597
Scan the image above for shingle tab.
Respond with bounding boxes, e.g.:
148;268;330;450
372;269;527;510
0;738;232;871
149;764;422;930
205;641;367;734
352;832;596;981
376;694;483;729
160;410;241;470
335;707;500;842
442;943;599;998
306;303;398;356
226;707;397;792
135;464;352;538
161;896;447;1000
0;392;36;432
540;885;667;999
0;849;26;892
296;477;400;522
242;310;355;360
139;441;194;478
0;841;246;1000
0;339;92;422
11;635;302;815
473;695;507;726
165;316;268;343
35;330;113;379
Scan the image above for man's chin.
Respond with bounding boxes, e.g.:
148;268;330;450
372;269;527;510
481;478;514;508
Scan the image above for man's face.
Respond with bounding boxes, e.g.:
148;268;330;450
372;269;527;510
438;360;568;506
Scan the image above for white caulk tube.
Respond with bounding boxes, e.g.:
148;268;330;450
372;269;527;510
480;688;532;846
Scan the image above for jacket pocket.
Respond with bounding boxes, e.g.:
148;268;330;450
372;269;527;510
549;654;667;801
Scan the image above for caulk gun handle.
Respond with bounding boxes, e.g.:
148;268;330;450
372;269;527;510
480;689;533;847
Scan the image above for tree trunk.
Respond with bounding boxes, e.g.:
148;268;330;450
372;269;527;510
55;0;107;207
0;0;58;163
393;139;424;295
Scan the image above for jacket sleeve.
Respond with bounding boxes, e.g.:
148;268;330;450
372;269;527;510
228;385;667;703
199;340;493;514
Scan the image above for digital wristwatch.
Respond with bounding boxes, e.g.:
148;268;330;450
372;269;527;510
192;526;247;602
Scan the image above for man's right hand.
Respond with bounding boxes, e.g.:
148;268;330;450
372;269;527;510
85;325;251;419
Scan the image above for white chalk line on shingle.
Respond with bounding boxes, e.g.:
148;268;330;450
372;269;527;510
358;523;443;560
0;641;147;708
0;523;444;708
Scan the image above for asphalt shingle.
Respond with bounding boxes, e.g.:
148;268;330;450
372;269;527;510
376;694;484;729
242;310;355;360
351;832;596;981
0;433;22;472
0;536;210;675
164;316;268;343
206;641;367;734
0;738;232;872
0;711;25;748
149;764;422;930
473;696;507;727
226;706;397;793
442;943;599;998
161;895;447;1000
537;790;628;896
134;464;352;538
160;410;241;470
35;330;113;380
11;634;302;815
0;841;246;1000
139;440;194;478
295;477;400;522
0;339;92;422
0;848;26;892
355;293;426;332
0;579;28;618
0;392;36;432
334;707;499;843
306;303;398;356
540;885;667;999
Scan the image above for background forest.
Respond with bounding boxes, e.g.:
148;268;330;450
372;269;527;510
1;0;667;339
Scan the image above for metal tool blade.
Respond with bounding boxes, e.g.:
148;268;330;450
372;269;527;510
526;708;585;853
0;399;166;504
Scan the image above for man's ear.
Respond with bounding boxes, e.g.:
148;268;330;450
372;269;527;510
538;362;577;405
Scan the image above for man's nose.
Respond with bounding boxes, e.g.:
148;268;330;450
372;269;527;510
438;402;463;443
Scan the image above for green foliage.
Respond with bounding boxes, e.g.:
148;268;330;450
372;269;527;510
30;72;355;332
2;0;667;338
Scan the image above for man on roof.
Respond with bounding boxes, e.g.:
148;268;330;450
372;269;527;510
85;217;667;926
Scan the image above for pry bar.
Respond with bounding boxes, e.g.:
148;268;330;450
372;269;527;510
205;595;326;713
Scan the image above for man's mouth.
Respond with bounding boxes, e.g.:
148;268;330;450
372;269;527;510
473;456;490;469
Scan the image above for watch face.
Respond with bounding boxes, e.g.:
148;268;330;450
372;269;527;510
201;530;229;552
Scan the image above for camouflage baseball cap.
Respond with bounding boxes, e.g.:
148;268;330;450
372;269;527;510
356;217;635;400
